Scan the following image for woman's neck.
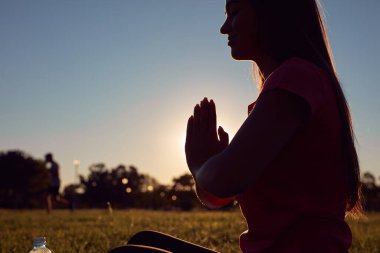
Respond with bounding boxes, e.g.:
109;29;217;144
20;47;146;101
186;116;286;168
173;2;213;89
254;55;281;80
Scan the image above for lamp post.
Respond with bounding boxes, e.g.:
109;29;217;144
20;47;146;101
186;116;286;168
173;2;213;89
72;159;80;211
73;159;80;184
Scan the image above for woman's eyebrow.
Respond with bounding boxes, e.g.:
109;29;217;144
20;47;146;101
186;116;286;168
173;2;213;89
225;0;242;13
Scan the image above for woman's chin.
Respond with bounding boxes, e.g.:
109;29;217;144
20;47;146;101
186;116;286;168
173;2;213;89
230;49;251;61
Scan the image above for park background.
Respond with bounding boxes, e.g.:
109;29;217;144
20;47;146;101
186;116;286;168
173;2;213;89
1;1;380;252
1;0;379;188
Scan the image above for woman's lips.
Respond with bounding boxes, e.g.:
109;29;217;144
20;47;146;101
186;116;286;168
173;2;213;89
228;35;237;46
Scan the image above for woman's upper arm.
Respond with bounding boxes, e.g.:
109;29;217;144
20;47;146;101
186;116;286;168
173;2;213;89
197;88;311;197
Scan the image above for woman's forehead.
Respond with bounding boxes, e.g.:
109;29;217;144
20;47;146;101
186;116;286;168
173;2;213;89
226;0;244;4
226;0;244;7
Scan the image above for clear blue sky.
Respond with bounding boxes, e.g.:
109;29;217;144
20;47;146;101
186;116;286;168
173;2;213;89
1;0;379;188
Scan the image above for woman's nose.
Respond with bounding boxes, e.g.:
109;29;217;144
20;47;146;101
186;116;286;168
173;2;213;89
220;19;230;35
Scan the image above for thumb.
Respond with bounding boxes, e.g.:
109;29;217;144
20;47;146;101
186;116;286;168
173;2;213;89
218;126;229;148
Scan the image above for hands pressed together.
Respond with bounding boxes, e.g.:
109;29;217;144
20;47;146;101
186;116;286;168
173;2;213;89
185;97;229;177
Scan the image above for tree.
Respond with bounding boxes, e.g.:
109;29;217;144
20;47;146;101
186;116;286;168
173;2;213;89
79;163;113;207
170;173;198;210
172;174;194;192
77;163;151;208
0;150;49;208
361;172;380;211
362;172;376;189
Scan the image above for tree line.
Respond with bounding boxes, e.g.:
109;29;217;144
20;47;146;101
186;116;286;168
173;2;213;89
1;150;379;211
0;150;216;210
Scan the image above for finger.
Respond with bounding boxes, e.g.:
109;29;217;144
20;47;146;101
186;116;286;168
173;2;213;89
209;99;217;140
218;126;229;148
193;104;201;137
200;98;209;138
185;116;193;148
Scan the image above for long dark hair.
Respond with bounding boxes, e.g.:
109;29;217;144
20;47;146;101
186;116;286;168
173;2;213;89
251;0;362;217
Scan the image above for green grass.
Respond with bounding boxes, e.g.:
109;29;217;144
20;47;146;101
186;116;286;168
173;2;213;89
0;209;379;253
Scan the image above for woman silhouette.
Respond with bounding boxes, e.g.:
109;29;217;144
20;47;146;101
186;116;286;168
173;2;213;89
109;0;362;252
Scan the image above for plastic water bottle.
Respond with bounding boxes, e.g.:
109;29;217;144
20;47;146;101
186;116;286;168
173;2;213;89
29;237;52;253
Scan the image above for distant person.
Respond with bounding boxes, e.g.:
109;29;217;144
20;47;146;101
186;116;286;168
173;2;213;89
45;153;69;213
109;0;362;252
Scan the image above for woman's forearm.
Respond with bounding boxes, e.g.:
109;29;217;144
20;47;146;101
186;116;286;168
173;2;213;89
195;152;241;198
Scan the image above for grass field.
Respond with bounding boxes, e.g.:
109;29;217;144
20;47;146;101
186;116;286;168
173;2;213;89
0;209;379;253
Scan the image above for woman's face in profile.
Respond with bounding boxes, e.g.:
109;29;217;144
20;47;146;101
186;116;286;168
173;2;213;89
220;0;258;61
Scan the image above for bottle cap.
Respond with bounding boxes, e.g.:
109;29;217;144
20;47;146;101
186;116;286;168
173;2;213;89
33;237;46;247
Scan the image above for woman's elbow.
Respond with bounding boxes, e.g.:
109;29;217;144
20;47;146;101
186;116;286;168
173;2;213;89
197;168;240;198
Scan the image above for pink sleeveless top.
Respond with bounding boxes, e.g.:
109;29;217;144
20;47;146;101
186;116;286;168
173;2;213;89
238;58;352;253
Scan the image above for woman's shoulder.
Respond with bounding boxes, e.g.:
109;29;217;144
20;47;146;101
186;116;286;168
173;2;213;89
267;57;327;86
261;57;332;115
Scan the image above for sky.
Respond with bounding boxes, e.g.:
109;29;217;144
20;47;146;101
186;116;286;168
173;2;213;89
1;0;379;188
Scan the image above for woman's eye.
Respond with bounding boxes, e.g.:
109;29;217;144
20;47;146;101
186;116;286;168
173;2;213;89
228;10;239;17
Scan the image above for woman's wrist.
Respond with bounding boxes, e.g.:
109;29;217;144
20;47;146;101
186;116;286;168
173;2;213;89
195;183;235;209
